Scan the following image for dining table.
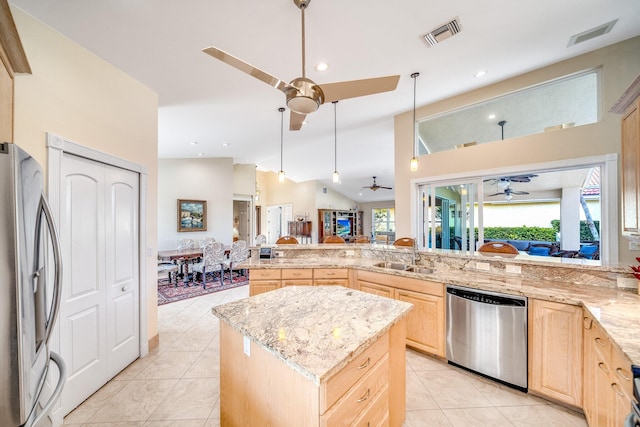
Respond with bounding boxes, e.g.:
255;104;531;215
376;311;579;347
157;249;204;284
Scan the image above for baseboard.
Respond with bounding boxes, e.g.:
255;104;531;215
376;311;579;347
148;333;159;352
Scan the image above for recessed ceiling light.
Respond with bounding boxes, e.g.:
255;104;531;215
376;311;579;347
488;114;496;119
302;120;308;125
474;70;487;78
315;62;328;72
358;192;363;196
190;141;198;145
221;142;230;147
197;153;204;157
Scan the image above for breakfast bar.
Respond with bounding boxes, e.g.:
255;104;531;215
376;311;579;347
212;285;413;427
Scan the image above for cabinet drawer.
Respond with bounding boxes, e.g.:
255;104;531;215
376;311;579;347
351;384;389;427
321;354;389;426
611;345;633;397
249;269;281;280
249;280;280;296
314;268;348;279
321;331;389;411
282;268;313;280
282;279;313;287
314;278;349;287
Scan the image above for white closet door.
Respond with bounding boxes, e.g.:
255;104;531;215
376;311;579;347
59;154;139;415
105;166;139;377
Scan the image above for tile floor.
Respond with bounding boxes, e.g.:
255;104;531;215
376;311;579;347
62;285;588;426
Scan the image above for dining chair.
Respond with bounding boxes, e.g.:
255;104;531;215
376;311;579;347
393;237;416;247
191;242;226;288
323;235;346;244
353;235;370;243
175;238;195;250
276;236;299;244
225;240;250;282
199;237;216;248
478;241;520;255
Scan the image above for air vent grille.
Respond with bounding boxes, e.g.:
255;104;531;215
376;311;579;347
423;18;462;47
567;19;617;47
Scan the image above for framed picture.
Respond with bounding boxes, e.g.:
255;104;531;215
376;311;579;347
177;199;207;232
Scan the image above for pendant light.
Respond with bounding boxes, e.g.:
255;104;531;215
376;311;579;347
278;107;285;183
410;72;420;172
332;101;339;183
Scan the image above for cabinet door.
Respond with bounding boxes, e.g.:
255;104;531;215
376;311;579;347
622;100;640;232
593;349;612;427
359;281;395;298
396;289;444;357
529;299;583;407
250;280;280;296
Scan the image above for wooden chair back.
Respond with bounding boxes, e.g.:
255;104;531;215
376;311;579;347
323;235;346;244
393;237;415;247
478;241;520;255
353;235;370;243
275;235;299;244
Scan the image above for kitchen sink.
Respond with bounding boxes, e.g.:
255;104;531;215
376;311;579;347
405;266;435;275
373;262;410;270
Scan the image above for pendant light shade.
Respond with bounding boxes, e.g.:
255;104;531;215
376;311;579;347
332;101;339;183
278;107;285;183
410;72;420;172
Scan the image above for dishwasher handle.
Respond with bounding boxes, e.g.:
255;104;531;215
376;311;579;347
447;286;526;307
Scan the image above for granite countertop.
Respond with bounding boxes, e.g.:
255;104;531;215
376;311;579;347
239;257;640;366
212;286;413;385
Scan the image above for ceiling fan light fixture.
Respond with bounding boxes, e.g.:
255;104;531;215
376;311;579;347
286;77;324;114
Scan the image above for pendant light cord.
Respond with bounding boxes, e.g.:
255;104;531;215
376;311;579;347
333;101;338;172
279;107;285;171
411;72;419;158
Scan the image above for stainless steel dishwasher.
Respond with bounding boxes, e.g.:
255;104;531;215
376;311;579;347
446;284;528;391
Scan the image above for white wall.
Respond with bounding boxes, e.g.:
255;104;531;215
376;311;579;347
158;158;234;249
11;7;160;341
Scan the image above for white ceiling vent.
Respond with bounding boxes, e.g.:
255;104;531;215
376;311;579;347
423;18;462;47
567;19;617;47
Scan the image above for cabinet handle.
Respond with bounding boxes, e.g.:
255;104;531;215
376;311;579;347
584;317;593;330
611;382;625;397
616;367;631;381
326;271;335;275
598;362;610;373
595;337;605;347
357;357;371;370
356;388;370;403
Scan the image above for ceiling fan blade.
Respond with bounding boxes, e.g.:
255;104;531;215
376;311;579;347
487;193;503;197
202;46;295;94
289;111;306;131
379;186;393;190
320;75;400;103
512;191;529;195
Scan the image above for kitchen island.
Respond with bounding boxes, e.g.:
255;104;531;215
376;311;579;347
212;285;413;427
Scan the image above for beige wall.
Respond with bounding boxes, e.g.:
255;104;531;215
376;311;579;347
158;158;234;249
394;36;640;264
11;7;160;342
233;163;257;196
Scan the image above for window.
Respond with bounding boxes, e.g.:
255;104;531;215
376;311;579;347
373;208;395;242
415;155;616;263
416;70;599;154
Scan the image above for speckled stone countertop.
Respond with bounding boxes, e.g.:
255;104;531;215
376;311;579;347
238;256;640;366
212;286;413;385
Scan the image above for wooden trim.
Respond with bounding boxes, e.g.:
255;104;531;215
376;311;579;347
610;74;640;114
0;0;31;74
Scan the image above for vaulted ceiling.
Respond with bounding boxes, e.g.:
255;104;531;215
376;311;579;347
10;0;640;202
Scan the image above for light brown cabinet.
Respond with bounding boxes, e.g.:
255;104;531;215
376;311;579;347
357;270;445;357
528;299;583;407
583;311;634;427
249;267;349;296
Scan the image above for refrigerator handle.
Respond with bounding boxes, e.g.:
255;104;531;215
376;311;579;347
36;193;64;347
24;351;67;427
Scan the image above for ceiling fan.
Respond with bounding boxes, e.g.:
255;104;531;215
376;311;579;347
487;185;529;200
484;174;538;185
363;176;392;191
202;0;400;131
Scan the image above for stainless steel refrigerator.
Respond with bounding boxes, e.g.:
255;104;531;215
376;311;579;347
0;143;66;427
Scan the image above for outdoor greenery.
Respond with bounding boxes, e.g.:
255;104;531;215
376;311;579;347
550;219;600;242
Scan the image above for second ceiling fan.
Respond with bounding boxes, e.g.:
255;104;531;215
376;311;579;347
363;176;392;191
202;0;400;131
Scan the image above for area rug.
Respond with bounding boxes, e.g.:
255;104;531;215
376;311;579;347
157;273;248;305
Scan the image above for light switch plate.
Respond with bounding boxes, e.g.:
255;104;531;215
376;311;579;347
243;336;251;357
274;251;284;258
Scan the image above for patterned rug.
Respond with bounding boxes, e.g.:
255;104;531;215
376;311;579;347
157;272;248;305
